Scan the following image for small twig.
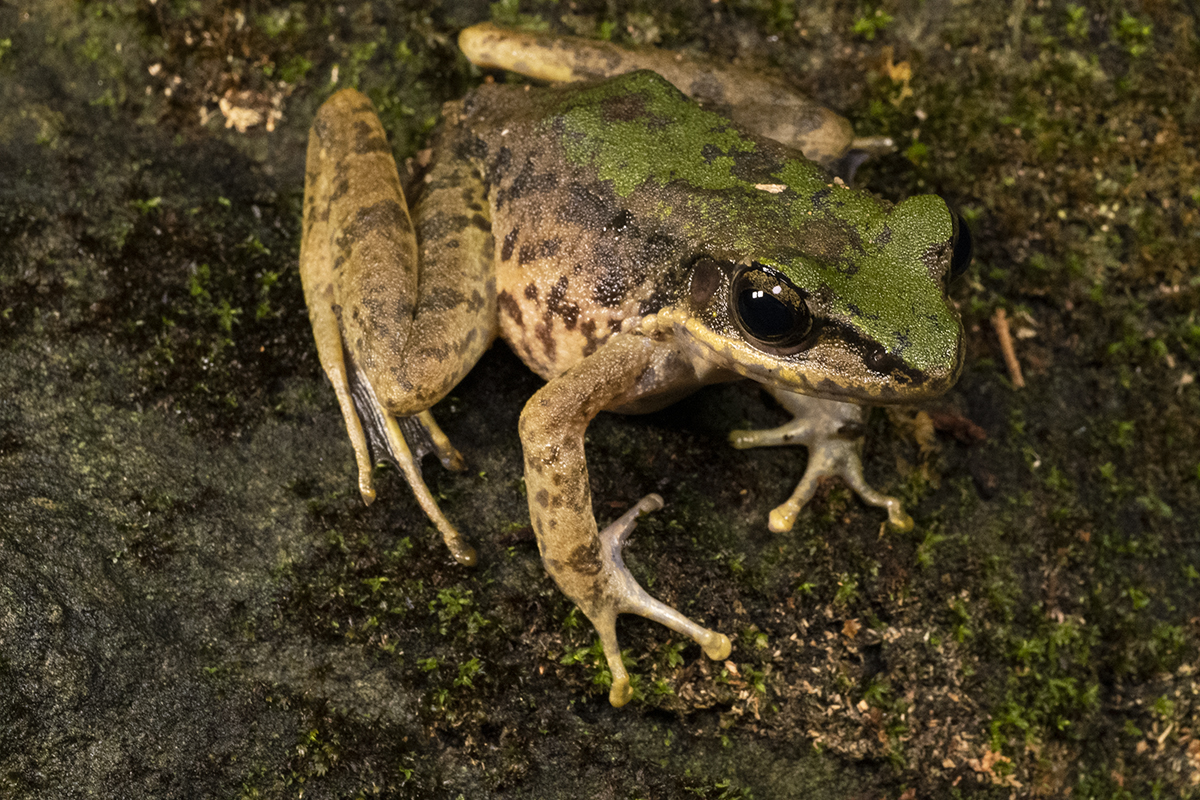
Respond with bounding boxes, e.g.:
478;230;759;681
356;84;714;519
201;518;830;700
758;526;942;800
991;308;1025;388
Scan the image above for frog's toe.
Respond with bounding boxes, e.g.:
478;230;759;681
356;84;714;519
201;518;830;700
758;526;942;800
768;502;802;534
701;630;732;661
416;410;467;471
380;414;477;566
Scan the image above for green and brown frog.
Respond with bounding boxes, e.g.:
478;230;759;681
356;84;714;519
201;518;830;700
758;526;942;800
299;24;971;706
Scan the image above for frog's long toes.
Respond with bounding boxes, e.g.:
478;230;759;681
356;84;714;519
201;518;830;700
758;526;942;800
596;494;731;670
837;459;912;535
594;619;633;707
381;414;478;567
599;493;663;552
451;541;478;567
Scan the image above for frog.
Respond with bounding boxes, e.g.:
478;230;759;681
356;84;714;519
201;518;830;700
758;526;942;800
299;28;971;707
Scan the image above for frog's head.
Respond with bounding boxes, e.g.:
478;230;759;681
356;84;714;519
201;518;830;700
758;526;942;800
678;192;971;403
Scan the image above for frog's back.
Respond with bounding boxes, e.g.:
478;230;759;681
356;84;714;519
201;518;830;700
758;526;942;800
437;75;703;381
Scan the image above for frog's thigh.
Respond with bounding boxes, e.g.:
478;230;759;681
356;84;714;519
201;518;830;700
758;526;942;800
519;334;731;707
399;149;498;409
729;389;913;534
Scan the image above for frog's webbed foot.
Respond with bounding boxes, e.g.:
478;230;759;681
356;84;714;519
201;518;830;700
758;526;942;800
346;368;477;567
593;494;732;706
730;389;913;535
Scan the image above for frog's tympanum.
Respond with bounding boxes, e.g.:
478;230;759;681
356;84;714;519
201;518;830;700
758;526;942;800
299;26;970;706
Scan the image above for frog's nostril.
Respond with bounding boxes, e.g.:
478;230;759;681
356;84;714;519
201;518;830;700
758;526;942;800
864;343;888;370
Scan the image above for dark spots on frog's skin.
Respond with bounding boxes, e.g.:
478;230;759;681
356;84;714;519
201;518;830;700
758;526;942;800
335;199;411;248
600;93;647;123
329;177;351;204
351;130;391;157
580;319;601;357
592;248;628;307
419;211;476;245
605;209;634;232
563;183;618;230
547;276;580;329
470;213;489;233
566;540;603;576
830;323;926;384
524;283;539;302
497;290;523;328
496;158;559;210
461;185;485;212
421;286;468;313
519;238;562;266
845;302;879;320
501;227;519;261
454;133;489;163
310;114;332;142
534;489;550;508
730;149;785;182
641;231;678;266
638;285;670;317
805;218;866;276
921;238;954;284
535;320;558;363
489;145;512;177
862;342;910;378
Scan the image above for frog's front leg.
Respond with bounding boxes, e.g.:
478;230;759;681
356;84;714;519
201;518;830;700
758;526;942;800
730;389;914;535
519;334;732;707
299;90;496;565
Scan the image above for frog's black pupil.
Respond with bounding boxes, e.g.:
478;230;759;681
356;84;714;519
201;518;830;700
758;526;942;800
737;287;794;342
950;212;973;279
730;265;813;354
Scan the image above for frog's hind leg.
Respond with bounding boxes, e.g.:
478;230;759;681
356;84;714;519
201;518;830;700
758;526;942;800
520;334;732;707
299;89;495;565
729;389;913;535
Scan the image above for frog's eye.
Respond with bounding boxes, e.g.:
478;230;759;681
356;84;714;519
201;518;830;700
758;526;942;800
730;264;813;355
949;212;973;280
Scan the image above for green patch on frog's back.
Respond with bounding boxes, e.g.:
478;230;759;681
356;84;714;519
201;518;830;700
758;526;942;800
547;71;819;198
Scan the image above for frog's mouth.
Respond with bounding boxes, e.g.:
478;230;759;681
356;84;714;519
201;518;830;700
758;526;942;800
786;323;965;404
675;311;963;404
